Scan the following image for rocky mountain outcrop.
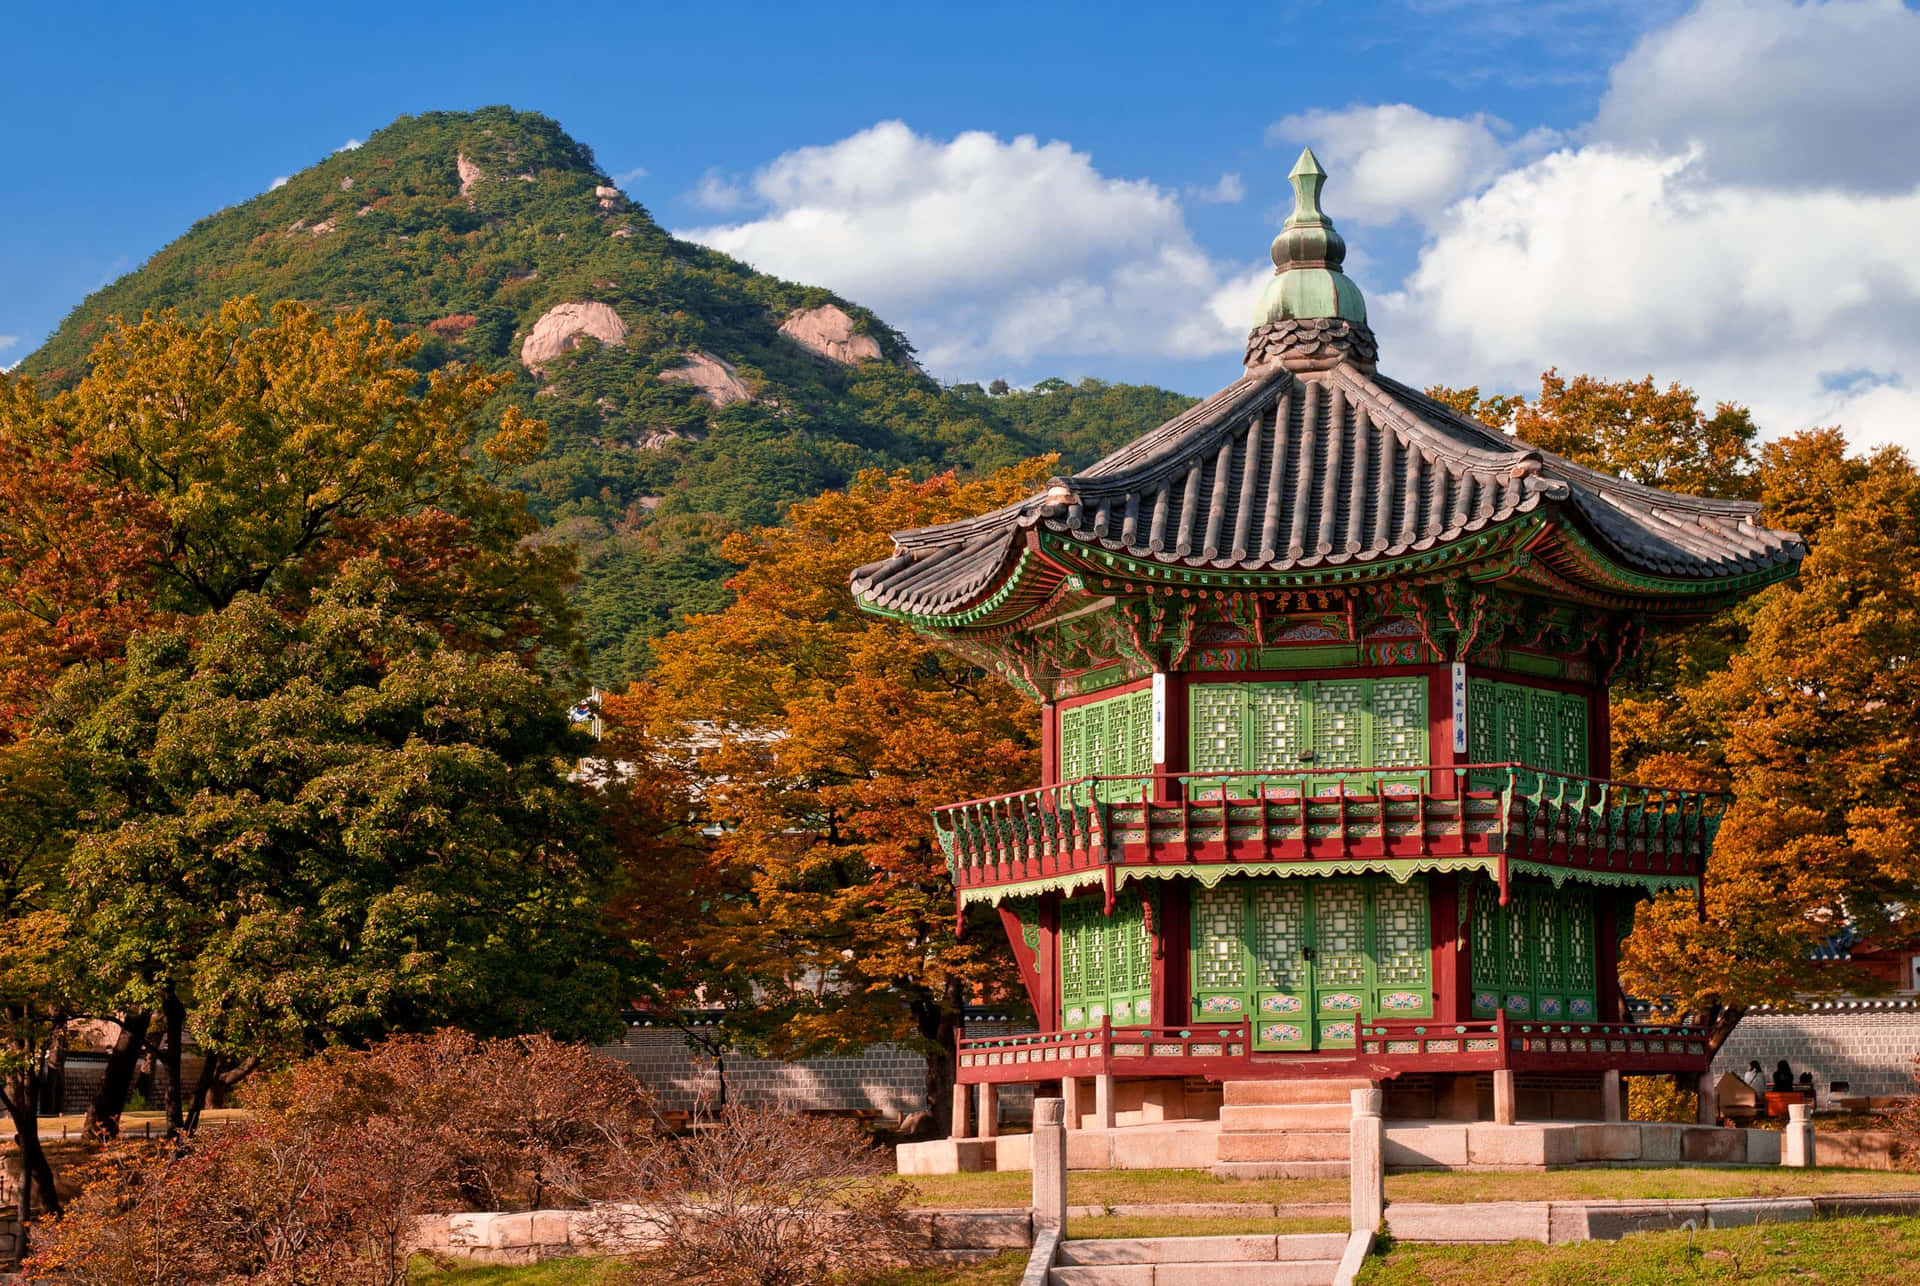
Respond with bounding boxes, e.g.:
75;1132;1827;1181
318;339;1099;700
658;351;752;407
779;305;881;365
456;151;483;197
519;301;630;374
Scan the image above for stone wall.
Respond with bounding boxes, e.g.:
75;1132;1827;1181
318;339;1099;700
596;1026;931;1118
0;1211;19;1265
1713;1003;1920;1099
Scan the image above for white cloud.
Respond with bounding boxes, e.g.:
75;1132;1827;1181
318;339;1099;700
1595;0;1920;190
1267;104;1535;225
678;122;1246;372
613;166;648;186
1188;172;1245;204
336;138;363;152
0;336;18;353
688;168;746;211
269;175;289;190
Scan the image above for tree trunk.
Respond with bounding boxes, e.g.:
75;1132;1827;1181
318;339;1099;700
3;1075;61;1218
1704;1004;1746;1056
83;1010;150;1140
159;989;187;1138
185;1054;258;1134
912;982;964;1136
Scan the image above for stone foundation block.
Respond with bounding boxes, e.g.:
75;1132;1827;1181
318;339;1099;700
1638;1124;1684;1162
1465;1124;1577;1168
529;1210;572;1246
486;1212;533;1250
1680;1127;1745;1164
992;1132;1031;1171
1217;1131;1350;1162
1111;1127;1216;1170
896;1138;996;1174
1066;1131;1116;1169
1572;1123;1643;1162
1385;1125;1469;1168
1744;1129;1782;1166
1062;1234;1281;1263
447;1212;491;1248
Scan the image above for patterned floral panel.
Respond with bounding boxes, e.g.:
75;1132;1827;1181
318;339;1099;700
1372;877;1430;988
1313;681;1367;769
1315;879;1369;989
1260;1023;1305;1044
1373;677;1428;769
1379;991;1426;1010
1320;1021;1357;1043
1190;685;1244;775
1192;884;1248;991
1260;993;1304;1013
1247;683;1307;772
1320;992;1364;1011
1251;881;1307;989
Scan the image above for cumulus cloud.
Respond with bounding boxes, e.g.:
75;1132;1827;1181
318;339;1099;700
1188;172;1246;204
613;166;648;186
688;168;747;211
1267;104;1538;225
335;138;363;152
1594;0;1920;190
678;122;1247;372
269;175;289;191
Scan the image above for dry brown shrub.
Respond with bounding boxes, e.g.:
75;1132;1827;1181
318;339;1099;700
608;1105;920;1286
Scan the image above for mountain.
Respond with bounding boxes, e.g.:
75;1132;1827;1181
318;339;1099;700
20;108;1196;685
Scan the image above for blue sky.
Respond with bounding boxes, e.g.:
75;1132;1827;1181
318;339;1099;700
5;2;1919;452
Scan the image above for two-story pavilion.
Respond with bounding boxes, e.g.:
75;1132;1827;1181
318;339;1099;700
853;151;1804;1129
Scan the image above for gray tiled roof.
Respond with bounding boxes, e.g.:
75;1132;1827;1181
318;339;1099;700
852;363;1804;618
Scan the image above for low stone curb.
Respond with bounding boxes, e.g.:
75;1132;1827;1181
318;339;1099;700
1019;1227;1060;1286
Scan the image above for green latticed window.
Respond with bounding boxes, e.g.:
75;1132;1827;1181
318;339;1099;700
1467;876;1601;1021
1187;679;1429;790
1468;680;1590;789
1059;688;1154;800
1058;891;1152;1028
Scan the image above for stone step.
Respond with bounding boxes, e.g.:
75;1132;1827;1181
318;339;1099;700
1058;1234;1348;1265
1218;1103;1353;1131
1051;1262;1339;1285
1222;1078;1373;1106
1215;1131;1351;1162
1211;1160;1351;1180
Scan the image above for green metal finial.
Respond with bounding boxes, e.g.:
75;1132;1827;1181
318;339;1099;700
1254;146;1367;328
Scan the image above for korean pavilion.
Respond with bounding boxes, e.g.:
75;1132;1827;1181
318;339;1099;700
853;150;1804;1136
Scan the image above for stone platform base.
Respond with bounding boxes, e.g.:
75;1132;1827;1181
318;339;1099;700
897;1119;1787;1175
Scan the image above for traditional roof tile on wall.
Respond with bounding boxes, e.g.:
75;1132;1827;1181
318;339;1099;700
852;363;1805;618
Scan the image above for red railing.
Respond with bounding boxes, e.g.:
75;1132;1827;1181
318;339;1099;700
1359;1013;1712;1072
932;765;1722;894
957;1019;1251;1084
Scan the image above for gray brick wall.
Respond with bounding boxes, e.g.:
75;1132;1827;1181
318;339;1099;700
1713;1004;1920;1099
597;1027;932;1118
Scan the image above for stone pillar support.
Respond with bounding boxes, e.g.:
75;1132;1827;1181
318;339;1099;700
1602;1070;1624;1122
978;1083;1000;1138
1696;1070;1718;1126
1032;1098;1068;1230
950;1080;970;1140
1061;1076;1081;1130
1349;1088;1386;1233
1783;1101;1816;1168
1093;1073;1117;1130
1492;1069;1517;1125
1446;1074;1479;1122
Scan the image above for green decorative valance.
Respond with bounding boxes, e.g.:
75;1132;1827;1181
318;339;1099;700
1508;859;1698;897
957;869;1105;907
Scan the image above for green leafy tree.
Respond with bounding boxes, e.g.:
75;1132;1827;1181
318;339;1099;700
59;568;621;1135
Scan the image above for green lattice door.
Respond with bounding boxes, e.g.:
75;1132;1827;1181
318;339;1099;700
1058;891;1151;1029
1469;878;1599;1021
1192;876;1433;1050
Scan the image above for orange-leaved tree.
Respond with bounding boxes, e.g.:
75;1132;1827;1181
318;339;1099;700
609;463;1054;1124
1619;431;1920;1043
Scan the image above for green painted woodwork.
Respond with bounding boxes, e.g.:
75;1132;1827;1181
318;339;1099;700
1061;688;1154;801
1059;891;1152;1029
1187;678;1428;794
1468;877;1600;1022
1468;678;1588;789
1190;875;1433;1048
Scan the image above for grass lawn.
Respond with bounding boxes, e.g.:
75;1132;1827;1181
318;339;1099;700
1355;1214;1920;1285
899;1166;1920;1210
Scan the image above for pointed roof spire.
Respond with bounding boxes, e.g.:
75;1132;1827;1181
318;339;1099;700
1247;147;1376;373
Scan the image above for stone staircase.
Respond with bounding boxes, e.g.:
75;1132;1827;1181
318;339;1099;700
1050;1232;1346;1284
1212;1078;1375;1180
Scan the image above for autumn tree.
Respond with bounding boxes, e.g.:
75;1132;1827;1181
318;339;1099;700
621;463;1054;1124
1619;435;1920;1041
57;567;621;1135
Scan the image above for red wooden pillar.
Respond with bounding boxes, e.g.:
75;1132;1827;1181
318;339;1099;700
1596;891;1622;1023
1428;662;1460;797
1041;700;1059;787
1591;684;1613;778
1158;671;1187;803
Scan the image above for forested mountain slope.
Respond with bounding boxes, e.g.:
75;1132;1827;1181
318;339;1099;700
23;107;1194;684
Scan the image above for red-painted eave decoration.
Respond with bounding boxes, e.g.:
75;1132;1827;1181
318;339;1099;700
935;766;1719;908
